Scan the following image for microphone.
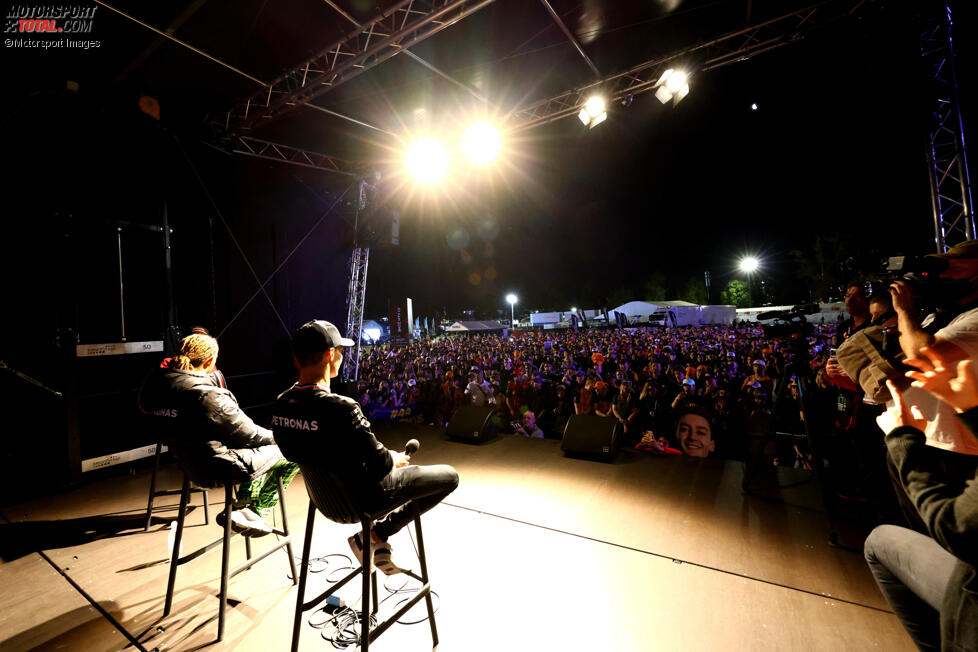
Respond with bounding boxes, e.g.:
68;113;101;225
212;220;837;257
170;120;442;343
404;439;420;456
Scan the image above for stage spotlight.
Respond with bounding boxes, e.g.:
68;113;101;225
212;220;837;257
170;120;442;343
578;95;607;128
405;138;448;183
462;122;501;164
654;68;690;105
751;103;758;111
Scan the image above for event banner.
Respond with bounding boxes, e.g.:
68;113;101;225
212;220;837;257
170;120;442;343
368;403;422;422
389;297;412;346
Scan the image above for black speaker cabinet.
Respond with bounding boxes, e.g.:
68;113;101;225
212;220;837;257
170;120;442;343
561;414;621;462
446;406;496;443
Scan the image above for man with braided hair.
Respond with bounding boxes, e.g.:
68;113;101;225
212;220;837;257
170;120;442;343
139;332;298;537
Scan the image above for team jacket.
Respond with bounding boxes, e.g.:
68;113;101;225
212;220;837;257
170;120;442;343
138;365;274;482
272;383;393;508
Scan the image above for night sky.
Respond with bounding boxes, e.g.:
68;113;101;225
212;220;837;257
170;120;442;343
356;0;976;318
4;0;976;328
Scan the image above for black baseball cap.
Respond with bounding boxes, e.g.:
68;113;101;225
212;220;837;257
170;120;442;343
292;320;354;356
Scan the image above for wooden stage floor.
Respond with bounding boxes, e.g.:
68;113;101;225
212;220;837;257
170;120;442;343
0;424;914;651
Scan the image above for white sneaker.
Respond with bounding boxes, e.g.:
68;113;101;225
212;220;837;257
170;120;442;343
218;507;272;537
347;532;403;575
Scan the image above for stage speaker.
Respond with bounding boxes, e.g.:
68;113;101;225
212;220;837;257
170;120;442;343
446;406;496;443
561;414;621;462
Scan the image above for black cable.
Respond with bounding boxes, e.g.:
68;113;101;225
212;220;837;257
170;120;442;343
297;527;441;648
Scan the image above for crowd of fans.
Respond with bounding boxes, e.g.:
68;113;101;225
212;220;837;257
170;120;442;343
352;321;843;463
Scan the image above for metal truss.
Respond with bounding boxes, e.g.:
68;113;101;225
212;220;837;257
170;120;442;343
342;245;370;382
214;0;495;136
231;136;359;175
921;0;974;251
505;0;867;132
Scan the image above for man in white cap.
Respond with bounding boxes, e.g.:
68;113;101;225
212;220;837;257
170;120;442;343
272;320;459;575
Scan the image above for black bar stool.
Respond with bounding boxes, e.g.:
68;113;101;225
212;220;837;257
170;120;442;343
291;466;438;652
162;470;298;642
144;440;209;531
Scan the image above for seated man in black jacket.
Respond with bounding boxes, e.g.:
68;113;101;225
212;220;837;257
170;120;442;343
273;320;458;575
139;332;298;537
863;349;978;651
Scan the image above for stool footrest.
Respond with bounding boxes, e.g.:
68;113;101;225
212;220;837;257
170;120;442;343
302;566;364;611
229;536;293;579
177;536;226;565
368;582;432;644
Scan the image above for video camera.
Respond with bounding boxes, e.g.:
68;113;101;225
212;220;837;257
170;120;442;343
871;255;950;316
756;304;818;340
884;255;947;284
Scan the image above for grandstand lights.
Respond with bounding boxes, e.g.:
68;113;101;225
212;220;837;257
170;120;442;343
654;68;690;105
405;138;449;183
578;95;608;128
462;122;501;164
506;293;518;327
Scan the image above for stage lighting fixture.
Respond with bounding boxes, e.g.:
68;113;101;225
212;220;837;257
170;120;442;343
462;122;501;164
578;95;607;128
654;68;690;105
405;138;448;183
751;103;758;111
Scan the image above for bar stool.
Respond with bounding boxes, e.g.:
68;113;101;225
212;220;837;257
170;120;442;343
144;439;209;531
291;466;438;652
163;470;298;642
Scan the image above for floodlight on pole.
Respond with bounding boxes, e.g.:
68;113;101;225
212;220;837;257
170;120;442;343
405;138;448;183
578;95;607;128
506;293;518;327
654;68;690;105
462;122;501;164
739;257;760;273
739;256;760;306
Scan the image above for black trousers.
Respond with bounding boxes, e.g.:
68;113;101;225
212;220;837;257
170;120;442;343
372;464;459;540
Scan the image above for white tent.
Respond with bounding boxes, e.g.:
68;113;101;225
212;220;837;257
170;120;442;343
609;300;743;326
736;302;850;323
609;301;666;318
444;320;508;333
361;319;383;341
699;305;736;324
656;300;700;326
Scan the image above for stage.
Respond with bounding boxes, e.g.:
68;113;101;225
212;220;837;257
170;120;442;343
0;425;913;651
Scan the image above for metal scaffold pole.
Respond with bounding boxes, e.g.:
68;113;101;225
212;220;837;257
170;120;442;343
343;180;370;382
922;0;974;251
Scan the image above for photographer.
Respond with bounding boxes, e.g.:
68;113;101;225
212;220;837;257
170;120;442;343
513;410;544;439
864;352;978;651
883;240;978;463
823;284;871;396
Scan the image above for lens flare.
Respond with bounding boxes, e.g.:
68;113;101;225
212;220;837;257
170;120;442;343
405;138;448;183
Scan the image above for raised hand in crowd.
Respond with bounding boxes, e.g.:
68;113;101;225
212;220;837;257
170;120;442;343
903;346;978;414
883;379;927;432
